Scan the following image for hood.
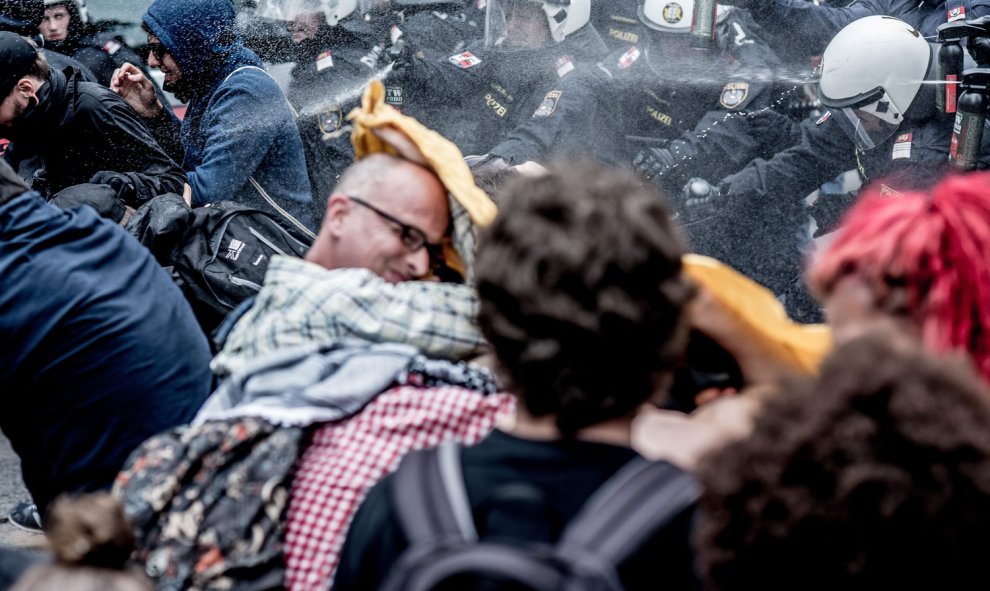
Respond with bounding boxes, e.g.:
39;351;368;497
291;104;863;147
43;0;86;54
142;0;260;80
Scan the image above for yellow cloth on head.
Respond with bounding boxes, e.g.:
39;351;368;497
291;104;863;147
348;80;497;226
683;254;832;374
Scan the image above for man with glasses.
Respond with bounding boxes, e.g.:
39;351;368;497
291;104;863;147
212;151;455;378
109;0;317;233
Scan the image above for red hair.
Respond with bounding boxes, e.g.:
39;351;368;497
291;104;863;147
808;172;990;381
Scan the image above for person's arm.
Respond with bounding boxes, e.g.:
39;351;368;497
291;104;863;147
719;113;857;205
79;93;186;202
110;64;184;163
184;70;287;206
725;0;879;59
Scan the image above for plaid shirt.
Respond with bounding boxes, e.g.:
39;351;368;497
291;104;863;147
212;257;487;377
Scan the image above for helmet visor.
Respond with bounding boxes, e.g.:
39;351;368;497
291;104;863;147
485;0;553;49
835;105;902;151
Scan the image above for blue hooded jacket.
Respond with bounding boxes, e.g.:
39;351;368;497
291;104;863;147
143;0;317;232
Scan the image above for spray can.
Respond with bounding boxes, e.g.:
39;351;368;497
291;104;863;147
949;86;989;170
937;41;964;113
690;0;718;50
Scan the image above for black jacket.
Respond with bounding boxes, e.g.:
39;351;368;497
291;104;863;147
3;67;185;202
491;10;796;170
398;23;608;155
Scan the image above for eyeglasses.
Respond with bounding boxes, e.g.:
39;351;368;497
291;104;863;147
147;42;169;62
346;195;445;259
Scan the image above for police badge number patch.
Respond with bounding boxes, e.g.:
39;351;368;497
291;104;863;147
719;82;749;109
450;51;482;68
534;90;562;117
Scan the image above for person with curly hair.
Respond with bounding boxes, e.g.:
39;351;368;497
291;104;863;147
807;171;990;382
334;161;700;590
695;334;990;591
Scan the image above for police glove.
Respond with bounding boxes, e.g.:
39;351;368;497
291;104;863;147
970;37;990;67
389;42;420;82
809;191;858;238
90;170;138;203
633;147;676;181
674;178;722;224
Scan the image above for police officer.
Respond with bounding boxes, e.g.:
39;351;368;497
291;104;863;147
40;0;152;87
717;0;990;61
483;0;798;180
392;0;606;155
683;16;990;320
285;0;392;202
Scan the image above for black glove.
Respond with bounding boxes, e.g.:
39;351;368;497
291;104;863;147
809;191;859;238
90;170;138;203
970;37;990;67
388;41;420;82
632;148;676;181
674;178;722;224
51;183;127;223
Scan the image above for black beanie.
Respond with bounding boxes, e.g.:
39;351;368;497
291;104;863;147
0;31;37;99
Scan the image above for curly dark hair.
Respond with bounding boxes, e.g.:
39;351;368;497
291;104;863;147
475;162;694;437
695;334;990;591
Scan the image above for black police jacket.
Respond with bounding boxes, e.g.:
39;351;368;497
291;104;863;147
749;0;990;60
490;9;795;169
2;67;185;201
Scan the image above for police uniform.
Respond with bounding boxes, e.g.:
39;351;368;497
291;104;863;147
590;0;651;52
288;21;388;202
490;9;796;171
691;109;990;320
397;22;608;156
744;0;990;60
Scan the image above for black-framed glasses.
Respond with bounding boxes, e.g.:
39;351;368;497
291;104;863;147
347;195;445;259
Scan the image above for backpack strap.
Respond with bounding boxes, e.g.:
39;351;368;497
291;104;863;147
556;459;700;574
390;442;478;548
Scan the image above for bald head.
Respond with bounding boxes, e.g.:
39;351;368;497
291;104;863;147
306;154;450;281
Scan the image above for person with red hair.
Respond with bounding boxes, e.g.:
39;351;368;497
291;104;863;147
807;171;990;381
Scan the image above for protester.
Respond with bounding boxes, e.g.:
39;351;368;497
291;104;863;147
39;0;148;88
112;81;507;591
0;0;96;82
335;160;700;590
807;171;990;382
110;0;317;234
10;494;152;591
0;32;184;219
0;158;212;532
695;334;990;590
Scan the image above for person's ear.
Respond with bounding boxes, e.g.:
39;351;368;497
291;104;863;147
15;78;38;107
323;193;353;237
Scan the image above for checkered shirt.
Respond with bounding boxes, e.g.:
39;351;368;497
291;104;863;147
212;257;487;377
283;385;515;591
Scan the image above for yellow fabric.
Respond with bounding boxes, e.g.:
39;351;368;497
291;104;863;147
348;80;498;227
683;254;832;374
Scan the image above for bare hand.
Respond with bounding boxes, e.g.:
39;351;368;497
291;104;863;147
182;183;193;206
110;63;162;119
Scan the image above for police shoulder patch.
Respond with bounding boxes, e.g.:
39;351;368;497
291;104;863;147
450;51;482;68
315;50;334;72
719;82;750;110
534;90;562;117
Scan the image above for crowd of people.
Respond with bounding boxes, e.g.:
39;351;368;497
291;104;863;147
2;0;990;589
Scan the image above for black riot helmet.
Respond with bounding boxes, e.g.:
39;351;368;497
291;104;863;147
0;0;43;35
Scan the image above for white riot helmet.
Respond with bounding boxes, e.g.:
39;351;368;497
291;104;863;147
255;0;357;26
638;0;730;34
818;16;934;150
485;0;591;48
43;0;89;25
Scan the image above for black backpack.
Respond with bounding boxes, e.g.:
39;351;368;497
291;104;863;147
171;201;314;332
383;442;700;591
